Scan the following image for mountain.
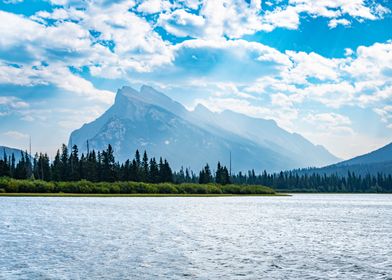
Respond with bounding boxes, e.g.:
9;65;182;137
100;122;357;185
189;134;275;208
296;142;392;176
69;85;339;172
0;146;29;162
191;104;337;168
336;142;392;166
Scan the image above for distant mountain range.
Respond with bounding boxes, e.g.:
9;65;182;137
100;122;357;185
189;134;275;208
0;146;28;162
69;85;339;172
297;142;392;176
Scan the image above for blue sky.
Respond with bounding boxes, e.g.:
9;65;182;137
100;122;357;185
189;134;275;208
0;0;391;159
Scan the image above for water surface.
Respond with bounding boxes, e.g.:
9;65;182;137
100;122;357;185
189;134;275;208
1;194;392;279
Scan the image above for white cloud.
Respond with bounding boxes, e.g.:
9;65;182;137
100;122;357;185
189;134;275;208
158;9;206;38
284;51;341;84
262;6;300;31
328;18;351;29
3;130;29;140
0;0;391;159
270;93;294;108
137;0;172;14
0;61;115;104
344;48;354;56
374;105;392;128
0;96;29;109
344;41;392;81
291;0;389;20
306;112;352;126
241;41;391;109
156;0;389;39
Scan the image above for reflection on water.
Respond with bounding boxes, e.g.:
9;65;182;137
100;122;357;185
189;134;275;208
1;194;392;279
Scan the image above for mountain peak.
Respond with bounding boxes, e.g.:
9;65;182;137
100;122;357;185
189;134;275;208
114;85;187;117
115;86;138;103
70;85;339;171
140;84;156;92
194;103;210;113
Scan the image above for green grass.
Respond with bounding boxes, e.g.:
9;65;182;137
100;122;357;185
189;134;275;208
0;193;284;197
0;177;278;196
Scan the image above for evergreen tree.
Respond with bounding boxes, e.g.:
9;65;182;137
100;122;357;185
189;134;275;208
60;144;69;181
69;145;80;181
51;150;61;181
141;151;149;182
101;144;116;182
149;158;159;183
199;164;212;184
86;150;98;182
14;151;31;179
158;158;173;182
130;159;139;182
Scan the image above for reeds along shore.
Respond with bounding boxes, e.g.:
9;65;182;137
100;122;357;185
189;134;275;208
0;178;275;195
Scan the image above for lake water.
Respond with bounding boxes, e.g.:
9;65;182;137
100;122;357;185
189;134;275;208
1;194;392;279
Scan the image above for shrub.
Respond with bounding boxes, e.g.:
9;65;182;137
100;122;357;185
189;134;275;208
157;183;178;194
0;178;275;195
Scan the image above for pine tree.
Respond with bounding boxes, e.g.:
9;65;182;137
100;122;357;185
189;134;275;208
130;159;138;181
86;150;98;182
199;164;212;184
101;144;116;182
141;151;149;182
149;158;159;183
69;145;80;181
51;150;61;181
185;168;191;183
60;144;69;181
215;162;222;184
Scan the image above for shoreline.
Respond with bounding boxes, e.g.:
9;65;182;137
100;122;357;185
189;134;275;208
0;192;288;197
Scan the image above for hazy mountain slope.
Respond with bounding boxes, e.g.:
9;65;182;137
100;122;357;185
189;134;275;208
294;142;392;176
0;146;28;162
69;85;339;172
191;105;339;167
336;142;392;166
70;89;294;171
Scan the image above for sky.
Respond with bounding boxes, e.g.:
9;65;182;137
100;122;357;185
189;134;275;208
0;0;391;160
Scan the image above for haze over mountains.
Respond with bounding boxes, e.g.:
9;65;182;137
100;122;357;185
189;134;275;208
69;86;339;172
303;142;392;176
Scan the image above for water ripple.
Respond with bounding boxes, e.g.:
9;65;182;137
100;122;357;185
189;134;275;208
0;194;392;279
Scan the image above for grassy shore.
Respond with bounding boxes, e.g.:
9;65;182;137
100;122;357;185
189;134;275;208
0;178;278;196
0;192;285;197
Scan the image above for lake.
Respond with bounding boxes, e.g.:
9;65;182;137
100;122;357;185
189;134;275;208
1;194;392;279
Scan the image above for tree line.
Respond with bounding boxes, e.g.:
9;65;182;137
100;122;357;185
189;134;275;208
229;170;392;193
0;144;230;185
1;144;391;192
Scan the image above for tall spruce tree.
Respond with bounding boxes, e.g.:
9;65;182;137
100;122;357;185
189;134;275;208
141;151;149;182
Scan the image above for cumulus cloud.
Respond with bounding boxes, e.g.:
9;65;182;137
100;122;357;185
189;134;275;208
155;0;389;39
328;18;351;28
0;96;29;117
309;112;351;124
1;1;389;89
158;9;206;38
3;131;29;140
137;0;172;14
374;105;392;128
0;61;115;104
242;41;392;110
0;0;391;158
